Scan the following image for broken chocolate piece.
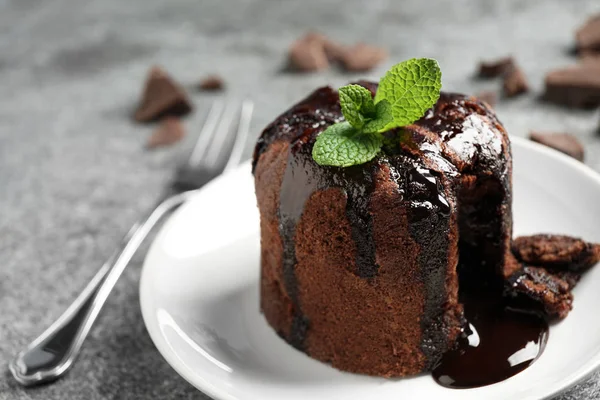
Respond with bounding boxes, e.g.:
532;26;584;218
147;117;185;149
322;37;346;62
503;66;529;97
576;14;600;53
529;132;585;161
134;66;192;122
476;91;497;107
505;265;573;319
579;50;600;63
340;43;387;72
512;234;600;272
288;32;329;72
286;33;385;73
543;62;600;108
478;57;515;78
198;75;224;91
554;270;581;290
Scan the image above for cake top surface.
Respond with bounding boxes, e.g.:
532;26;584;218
252;81;510;179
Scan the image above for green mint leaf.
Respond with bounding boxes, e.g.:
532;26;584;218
338;84;376;129
362;99;393;133
374;58;441;127
312;122;383;167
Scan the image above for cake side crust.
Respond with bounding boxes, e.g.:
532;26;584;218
255;140;294;339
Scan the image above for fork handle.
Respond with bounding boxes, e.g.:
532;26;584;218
9;191;193;386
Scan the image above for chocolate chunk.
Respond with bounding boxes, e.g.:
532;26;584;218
579;50;600;63
502;252;524;278
198;75;224;91
476;91;497;107
554;270;581;290
502;66;529;97
478;57;515;78
529;132;585;161
287;33;385;73
288;32;330;72
146;117;185;149
512;234;600;272
322;37;347;62
576;14;600;53
134;66;192;122
505;265;573;319
543;62;600;108
339;43;387;72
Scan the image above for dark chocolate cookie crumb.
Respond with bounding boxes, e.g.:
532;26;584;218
502;66;529;97
147;117;185;149
339;43;387;72
505;265;573;319
543;62;600;108
579;50;600;62
576;14;600;54
288;32;330;72
478;57;515;78
134;66;192;122
554;271;581;290
512;234;600;272
529;132;585;161
198;75;224;91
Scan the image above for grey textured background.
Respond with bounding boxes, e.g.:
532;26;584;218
1;0;600;399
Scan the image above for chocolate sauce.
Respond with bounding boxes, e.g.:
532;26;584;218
432;295;549;389
388;157;456;368
278;146;317;350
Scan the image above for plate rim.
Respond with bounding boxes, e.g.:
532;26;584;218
140;136;600;400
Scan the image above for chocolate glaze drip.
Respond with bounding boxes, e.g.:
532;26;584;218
253;87;341;173
387;155;455;369
278;144;316;349
407;166;454;369
279;142;380;348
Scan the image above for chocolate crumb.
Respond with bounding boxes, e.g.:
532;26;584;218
288;32;330;72
476;91;497;108
339;43;387;72
543;62;600;108
505;265;573;319
134;66;192;123
576;14;600;54
322;37;347;62
198;75;224;91
478;57;515;78
286;33;385;73
502;66;529;97
147;117;185;149
579;50;600;63
512;234;600;272
554;271;581;290
529;132;585;161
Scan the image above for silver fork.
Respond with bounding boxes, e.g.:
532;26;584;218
9;99;254;387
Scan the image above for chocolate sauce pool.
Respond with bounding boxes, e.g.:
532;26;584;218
432;295;549;389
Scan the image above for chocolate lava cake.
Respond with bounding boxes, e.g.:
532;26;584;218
252;81;515;377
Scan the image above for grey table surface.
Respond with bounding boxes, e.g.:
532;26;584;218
1;0;600;399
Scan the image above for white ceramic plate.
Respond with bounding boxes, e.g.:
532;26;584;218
140;136;600;400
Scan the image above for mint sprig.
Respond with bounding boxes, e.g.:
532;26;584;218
374;58;442;127
338;84;376;129
363;99;392;133
312;122;383;167
312;58;442;167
